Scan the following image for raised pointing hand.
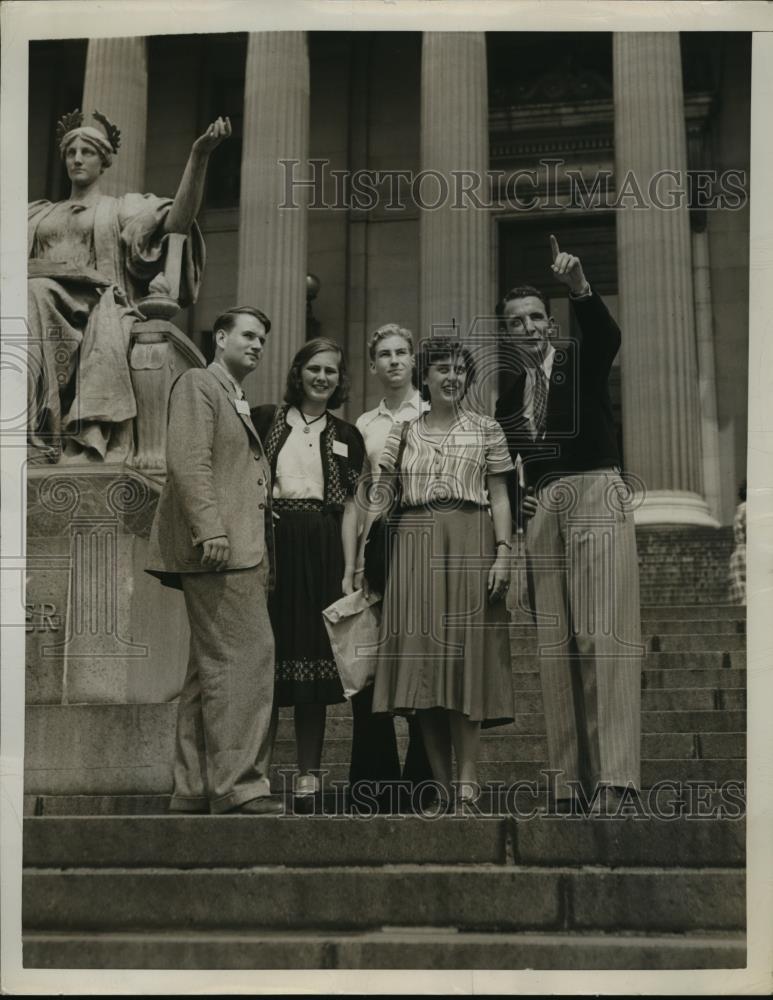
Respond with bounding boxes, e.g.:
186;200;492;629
550;234;589;296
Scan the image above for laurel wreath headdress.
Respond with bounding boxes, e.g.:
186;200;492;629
57;109;121;166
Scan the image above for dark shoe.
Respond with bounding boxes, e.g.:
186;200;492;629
225;797;283;815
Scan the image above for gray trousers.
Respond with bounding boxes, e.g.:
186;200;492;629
526;471;643;798
170;562;277;813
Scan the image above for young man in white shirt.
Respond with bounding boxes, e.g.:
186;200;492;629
349;324;432;811
355;323;429;468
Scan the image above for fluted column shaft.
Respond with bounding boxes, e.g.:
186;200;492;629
614;32;713;525
238;32;309;405
82;37;147;195
420;33;492;406
692;228;722;522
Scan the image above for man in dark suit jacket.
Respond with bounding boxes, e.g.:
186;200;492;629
495;236;642;810
146;306;282;815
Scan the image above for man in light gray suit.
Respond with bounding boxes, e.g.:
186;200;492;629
147;306;281;815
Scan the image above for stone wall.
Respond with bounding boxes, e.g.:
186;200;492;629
635;525;735;606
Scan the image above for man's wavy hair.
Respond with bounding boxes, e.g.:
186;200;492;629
415;336;477;403
209;306;271;363
284;337;351;410
367;323;417;387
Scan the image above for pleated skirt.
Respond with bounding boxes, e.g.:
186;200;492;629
372;504;514;727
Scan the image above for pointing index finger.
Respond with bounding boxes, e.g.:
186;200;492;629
549;234;560;262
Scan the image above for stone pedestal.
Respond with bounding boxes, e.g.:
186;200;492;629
238;32;309;406
129;319;206;473
26;468;189;707
613;33;714;526
81;37;148;196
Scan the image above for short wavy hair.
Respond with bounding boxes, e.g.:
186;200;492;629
213;305;272;337
415;336;476;403
367;323;415;361
284;337;351;410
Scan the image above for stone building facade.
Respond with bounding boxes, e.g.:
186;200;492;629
28;30;750;526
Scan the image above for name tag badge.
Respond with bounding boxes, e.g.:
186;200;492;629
234;398;251;415
332;440;349;458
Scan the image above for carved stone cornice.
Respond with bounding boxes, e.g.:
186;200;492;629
489;92;715;168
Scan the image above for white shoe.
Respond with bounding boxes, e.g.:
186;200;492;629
295;773;320;797
458;781;480;804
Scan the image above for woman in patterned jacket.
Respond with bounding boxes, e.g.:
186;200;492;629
252;338;365;804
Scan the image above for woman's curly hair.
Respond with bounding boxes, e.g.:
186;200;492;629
415;336;476;403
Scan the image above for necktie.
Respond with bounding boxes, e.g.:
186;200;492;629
532;368;548;440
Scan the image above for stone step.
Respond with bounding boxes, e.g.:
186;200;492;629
21;929;747;970
23;866;745;933
264;759;744;790
293;710;748;739
648;634;746;653
266;731;746;764
512;668;747;691
24;794;173;817
511;651;746;671
24;782;747;818
638;620;745;636
24;703;746;796
22;815;746;869
508;688;747;713
641;709;746;733
22;815;504;867
262;750;746;795
508;632;746;653
473;759;746;787
641;668;746;690
640;605;745;621
698;732;747;759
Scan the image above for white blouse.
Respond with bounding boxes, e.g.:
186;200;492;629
273;407;327;500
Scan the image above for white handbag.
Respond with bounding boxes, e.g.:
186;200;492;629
322;589;383;699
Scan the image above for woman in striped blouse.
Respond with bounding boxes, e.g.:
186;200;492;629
356;337;515;806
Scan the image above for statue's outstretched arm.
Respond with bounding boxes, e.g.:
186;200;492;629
164;116;232;234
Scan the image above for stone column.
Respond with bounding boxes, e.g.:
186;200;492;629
82;37;148;196
692;228;723;523
420;33;494;411
613;32;715;525
238;32;310;405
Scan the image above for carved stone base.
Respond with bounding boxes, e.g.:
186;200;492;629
26;466;189;706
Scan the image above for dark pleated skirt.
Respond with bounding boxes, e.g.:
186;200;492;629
269;501;346;706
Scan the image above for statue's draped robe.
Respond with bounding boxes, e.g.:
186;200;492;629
28;194;205;461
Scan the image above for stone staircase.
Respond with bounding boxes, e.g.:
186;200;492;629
22;604;746;969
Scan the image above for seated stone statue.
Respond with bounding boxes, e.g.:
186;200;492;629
28;109;231;463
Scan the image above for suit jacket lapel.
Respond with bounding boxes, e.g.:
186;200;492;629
207;363;265;452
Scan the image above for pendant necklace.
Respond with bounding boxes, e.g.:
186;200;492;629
299;409;327;434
